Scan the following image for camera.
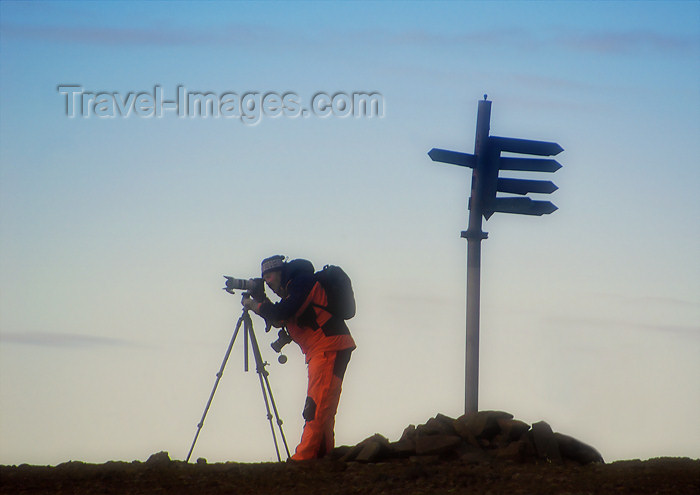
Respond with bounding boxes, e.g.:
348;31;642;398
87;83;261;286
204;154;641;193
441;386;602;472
223;276;265;300
271;329;292;353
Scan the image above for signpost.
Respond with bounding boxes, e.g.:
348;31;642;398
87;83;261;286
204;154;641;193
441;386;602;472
428;96;563;414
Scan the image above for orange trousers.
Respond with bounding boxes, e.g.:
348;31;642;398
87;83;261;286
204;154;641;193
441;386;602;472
291;348;352;460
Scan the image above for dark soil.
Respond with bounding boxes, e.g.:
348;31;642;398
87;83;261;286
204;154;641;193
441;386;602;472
2;456;699;495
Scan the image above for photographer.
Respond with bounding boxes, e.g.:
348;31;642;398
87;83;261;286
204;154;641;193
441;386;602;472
242;255;356;461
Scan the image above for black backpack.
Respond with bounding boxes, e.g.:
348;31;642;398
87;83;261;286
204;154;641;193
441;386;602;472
315;265;356;320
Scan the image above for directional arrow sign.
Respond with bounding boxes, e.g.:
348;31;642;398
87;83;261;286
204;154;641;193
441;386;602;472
490;136;563;156
492;197;558;216
499;157;562;173
497;178;558;195
428;148;562;173
428;148;475;168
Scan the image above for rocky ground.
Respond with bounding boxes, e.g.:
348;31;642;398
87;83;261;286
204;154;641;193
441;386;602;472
2;455;699;495
2;412;699;494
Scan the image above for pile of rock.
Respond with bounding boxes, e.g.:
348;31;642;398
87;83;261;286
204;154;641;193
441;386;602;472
332;411;603;465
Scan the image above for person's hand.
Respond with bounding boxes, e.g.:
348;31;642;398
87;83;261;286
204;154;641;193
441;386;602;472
241;295;259;312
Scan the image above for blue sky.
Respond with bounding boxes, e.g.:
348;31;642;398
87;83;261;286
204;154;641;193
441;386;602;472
1;1;698;465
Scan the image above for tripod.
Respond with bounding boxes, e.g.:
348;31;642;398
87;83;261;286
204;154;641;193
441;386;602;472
186;307;291;462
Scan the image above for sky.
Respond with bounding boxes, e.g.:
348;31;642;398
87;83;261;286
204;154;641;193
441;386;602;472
0;1;698;466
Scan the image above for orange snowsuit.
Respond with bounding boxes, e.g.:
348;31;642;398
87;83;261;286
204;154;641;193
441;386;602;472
258;260;355;460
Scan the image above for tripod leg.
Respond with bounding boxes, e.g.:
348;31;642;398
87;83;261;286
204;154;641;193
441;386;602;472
251;335;291;459
185;311;245;463
257;364;282;461
247;319;292;461
245;319;283;461
261;370;292;459
244;314;249;372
